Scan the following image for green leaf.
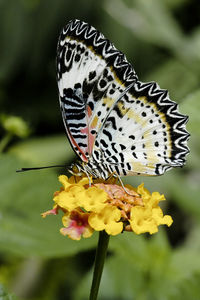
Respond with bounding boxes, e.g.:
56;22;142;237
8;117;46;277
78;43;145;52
167;173;200;220
145;59;199;101
0;284;19;300
0;154;96;257
180;89;200;137
105;0;184;50
179;90;200;169
75;231;200;300
162;0;188;9
125;169;200;221
8;135;75;165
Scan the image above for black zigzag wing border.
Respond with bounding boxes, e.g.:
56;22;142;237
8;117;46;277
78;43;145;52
132;81;190;170
57;19;138;86
57;19;190;174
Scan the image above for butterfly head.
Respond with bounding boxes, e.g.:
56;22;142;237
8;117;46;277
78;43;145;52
68;160;111;180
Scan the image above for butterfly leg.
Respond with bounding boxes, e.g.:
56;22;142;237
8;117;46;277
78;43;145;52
115;173;133;196
106;172;118;184
82;164;92;187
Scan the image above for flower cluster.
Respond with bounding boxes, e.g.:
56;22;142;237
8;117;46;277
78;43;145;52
42;175;173;240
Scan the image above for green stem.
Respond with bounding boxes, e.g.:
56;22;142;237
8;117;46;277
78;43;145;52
0;133;12;153
89;231;110;300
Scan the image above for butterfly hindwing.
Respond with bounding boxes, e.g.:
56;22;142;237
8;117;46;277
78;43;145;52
93;81;189;176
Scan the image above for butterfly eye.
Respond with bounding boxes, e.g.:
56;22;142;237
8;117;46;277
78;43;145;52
72;164;80;174
68;164;82;176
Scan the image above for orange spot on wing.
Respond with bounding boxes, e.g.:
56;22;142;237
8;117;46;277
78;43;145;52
87;106;92;118
91;116;98;128
81;127;89;134
80;115;99;156
67;128;88;162
80;126;95;155
88;133;96;155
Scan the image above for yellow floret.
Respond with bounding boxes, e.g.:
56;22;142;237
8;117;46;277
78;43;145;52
89;206;123;235
43;176;173;240
130;184;173;234
83;187;108;212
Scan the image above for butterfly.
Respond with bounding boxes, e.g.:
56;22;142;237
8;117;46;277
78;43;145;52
56;19;190;180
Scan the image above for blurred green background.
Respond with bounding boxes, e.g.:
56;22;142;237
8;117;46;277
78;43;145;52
0;0;200;299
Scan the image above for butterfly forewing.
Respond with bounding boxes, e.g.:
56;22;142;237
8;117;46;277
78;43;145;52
57;19;189;179
57;19;138;162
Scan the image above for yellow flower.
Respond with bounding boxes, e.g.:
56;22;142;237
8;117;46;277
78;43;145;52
89;206;123;235
129;184;173;234
60;210;93;240
53;175;108;212
42;175;173;240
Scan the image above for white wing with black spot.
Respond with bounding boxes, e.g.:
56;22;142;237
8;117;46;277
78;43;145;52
57;19;190;179
93;80;189;176
57;19;137;162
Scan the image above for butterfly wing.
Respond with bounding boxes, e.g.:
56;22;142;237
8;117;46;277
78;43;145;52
57;19;137;162
93;80;190;176
57;19;189;177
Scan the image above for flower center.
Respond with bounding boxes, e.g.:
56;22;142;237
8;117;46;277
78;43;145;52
94;183;143;220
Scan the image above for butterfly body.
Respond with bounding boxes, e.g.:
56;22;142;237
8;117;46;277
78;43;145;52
57;20;189;179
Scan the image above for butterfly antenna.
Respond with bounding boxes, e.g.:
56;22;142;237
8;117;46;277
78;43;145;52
16;165;66;172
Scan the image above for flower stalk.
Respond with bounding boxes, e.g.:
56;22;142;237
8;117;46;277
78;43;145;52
89;231;110;300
